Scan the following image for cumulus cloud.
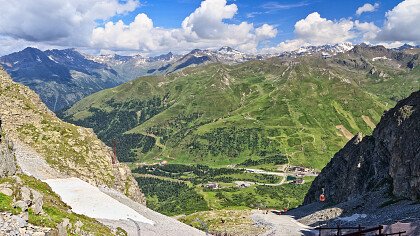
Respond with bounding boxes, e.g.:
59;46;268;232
91;0;277;53
354;20;380;41
262;12;356;53
1;0;416;56
375;0;420;43
256;24;278;40
294;12;354;45
0;0;138;45
356;3;379;16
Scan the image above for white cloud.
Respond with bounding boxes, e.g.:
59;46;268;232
375;0;420;43
373;41;407;49
256;24;278;40
354;20;380;41
91;0;277;54
0;0;416;56
262;12;357;53
0;0;138;45
356;3;379;16
294;12;354;45
181;0;240;40
264;12;355;53
261;2;310;11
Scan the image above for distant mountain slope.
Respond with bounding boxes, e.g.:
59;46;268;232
0;67;144;203
0;46;265;112
85;51;177;82
0;47;123;111
304;90;420;204
60;45;418;170
87;46;263;78
151;46;263;74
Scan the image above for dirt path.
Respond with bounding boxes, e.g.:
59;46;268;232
141;133;166;149
251;210;315;236
245;168;287;176
245;168;318;177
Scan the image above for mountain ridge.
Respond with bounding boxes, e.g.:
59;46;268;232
2;43;417;113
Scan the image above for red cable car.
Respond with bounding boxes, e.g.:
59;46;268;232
319;188;326;202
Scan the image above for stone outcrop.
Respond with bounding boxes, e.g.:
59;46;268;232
0;119;16;177
0;212;54;236
0;67;145;204
304;91;420;204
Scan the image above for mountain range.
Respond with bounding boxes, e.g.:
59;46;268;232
59;44;419;170
0;46;265;112
5;43;410;113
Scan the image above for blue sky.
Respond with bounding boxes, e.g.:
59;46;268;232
0;0;418;56
120;0;400;46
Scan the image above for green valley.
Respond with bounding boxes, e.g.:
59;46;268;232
59;45;419;225
131;163;314;216
60;46;419;170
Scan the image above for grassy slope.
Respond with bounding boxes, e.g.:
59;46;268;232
61;56;418;170
0;68;143;202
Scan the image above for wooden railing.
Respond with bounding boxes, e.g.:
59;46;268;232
314;224;407;236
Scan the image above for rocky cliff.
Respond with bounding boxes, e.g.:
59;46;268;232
0;67;145;204
304;90;420;204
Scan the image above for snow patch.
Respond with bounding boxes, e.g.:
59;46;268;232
372;56;390;61
337;213;367;222
48;56;58;63
44;178;154;225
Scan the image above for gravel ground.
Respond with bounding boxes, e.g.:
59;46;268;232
287;190;420;235
251;210;316;236
14;141;63;180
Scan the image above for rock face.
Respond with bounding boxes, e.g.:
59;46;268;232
304;91;420;204
0;67;145;204
0;119;16;177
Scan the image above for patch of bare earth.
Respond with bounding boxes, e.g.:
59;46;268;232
335;125;353;140
361;115;376;129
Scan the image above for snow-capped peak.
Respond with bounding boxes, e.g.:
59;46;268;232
279;43;354;58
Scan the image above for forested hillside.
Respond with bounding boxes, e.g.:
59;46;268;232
60;45;419;170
